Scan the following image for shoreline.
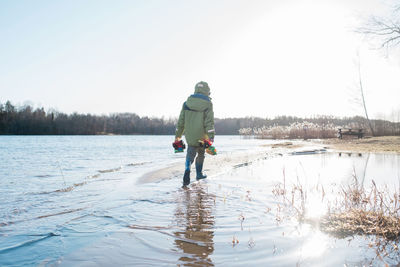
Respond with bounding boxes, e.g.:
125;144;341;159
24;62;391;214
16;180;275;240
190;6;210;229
139;136;399;184
138;140;327;184
63;136;400;266
316;136;400;154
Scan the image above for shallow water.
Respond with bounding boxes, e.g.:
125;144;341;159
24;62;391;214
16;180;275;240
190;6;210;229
0;136;399;266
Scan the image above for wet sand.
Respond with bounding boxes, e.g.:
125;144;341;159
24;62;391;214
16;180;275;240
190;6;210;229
138;140;326;184
141;135;400;185
137;150;274;184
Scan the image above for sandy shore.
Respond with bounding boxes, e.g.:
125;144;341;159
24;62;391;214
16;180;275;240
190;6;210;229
318;136;400;153
138;150;275;184
138;140;327;184
139;136;399;184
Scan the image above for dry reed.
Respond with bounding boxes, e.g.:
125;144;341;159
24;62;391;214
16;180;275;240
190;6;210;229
240;121;339;139
321;177;400;241
272;173;400;241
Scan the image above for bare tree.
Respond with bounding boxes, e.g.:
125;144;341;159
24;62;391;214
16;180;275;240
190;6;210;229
356;54;375;136
354;3;400;136
358;4;400;50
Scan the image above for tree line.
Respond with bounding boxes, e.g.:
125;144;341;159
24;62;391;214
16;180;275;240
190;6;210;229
0;101;175;135
0;100;399;136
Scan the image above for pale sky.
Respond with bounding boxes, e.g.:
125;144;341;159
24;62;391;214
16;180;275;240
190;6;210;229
0;0;399;120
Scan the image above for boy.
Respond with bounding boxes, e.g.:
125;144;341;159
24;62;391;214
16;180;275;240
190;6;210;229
175;81;215;187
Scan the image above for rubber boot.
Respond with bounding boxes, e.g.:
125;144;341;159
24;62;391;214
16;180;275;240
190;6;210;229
196;163;207;180
182;170;190;187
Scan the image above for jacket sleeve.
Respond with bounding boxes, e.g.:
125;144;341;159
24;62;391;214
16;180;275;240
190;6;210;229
204;102;215;140
175;104;185;138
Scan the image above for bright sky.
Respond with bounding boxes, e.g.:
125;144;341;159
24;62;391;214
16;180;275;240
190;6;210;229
0;0;399;120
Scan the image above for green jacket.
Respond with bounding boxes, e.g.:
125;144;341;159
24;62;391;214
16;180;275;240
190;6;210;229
175;86;215;147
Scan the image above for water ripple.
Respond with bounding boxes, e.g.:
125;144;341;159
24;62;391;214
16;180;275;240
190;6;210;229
98;167;122;173
0;233;59;254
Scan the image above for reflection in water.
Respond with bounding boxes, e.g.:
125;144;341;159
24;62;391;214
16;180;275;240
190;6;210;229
300;231;328;259
174;183;216;266
305;193;326;219
360;153;370;187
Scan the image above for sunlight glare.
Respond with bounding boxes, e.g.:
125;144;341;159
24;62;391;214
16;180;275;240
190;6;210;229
300;231;328;259
305;192;327;219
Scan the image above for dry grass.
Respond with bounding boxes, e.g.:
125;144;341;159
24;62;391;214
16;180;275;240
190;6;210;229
272;173;400;241
320;209;400;240
321;136;400;153
240;121;338;139
322;177;400;241
271;173;400;264
269;151;400;265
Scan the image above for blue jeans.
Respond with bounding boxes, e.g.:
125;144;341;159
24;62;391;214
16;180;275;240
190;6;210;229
185;146;205;171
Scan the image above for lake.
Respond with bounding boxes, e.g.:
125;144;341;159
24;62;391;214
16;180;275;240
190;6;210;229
0;136;399;266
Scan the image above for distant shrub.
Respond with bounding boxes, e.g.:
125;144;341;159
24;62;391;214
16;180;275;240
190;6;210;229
240;121;339;139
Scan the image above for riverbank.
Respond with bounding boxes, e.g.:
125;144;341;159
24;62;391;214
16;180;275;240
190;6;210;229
318;136;400;153
138;140;329;184
139;136;400;185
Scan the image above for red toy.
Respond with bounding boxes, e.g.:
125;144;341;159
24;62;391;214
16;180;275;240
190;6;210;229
172;139;186;153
